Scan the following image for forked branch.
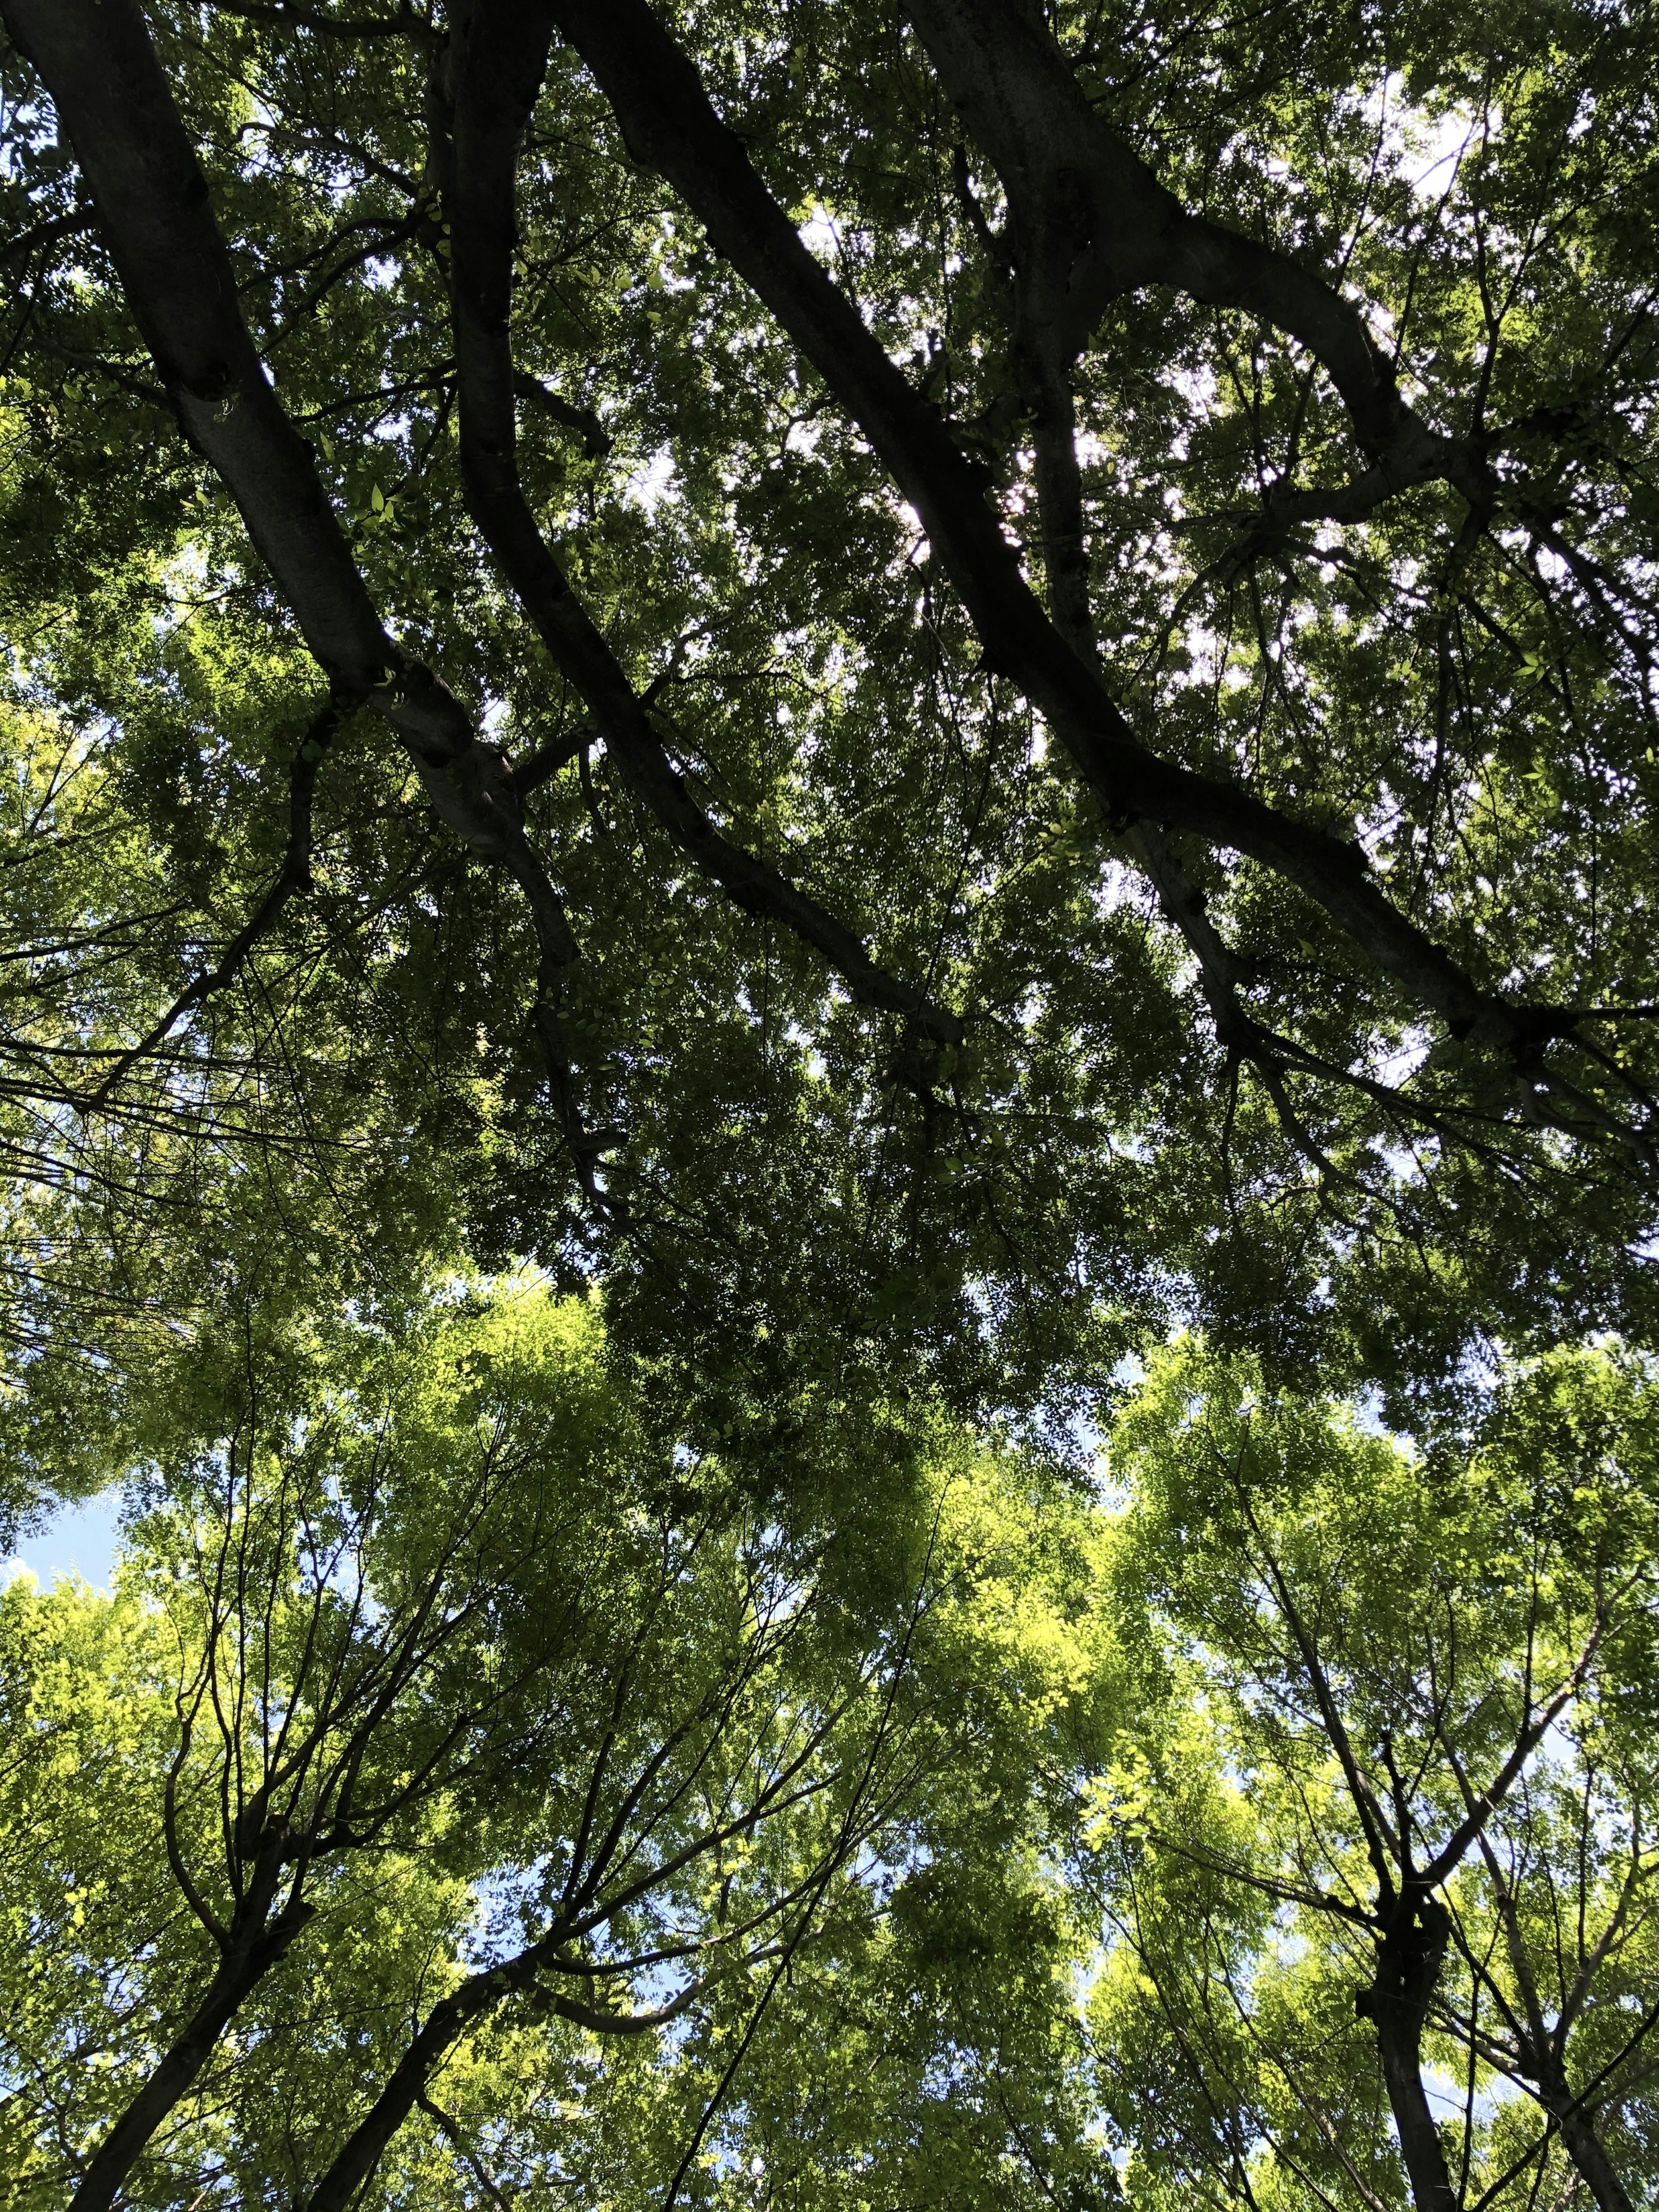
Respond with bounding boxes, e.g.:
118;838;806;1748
550;0;1648;1153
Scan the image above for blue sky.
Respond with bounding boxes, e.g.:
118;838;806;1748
4;1490;123;1592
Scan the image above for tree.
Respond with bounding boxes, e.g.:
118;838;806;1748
1428;1356;1659;2212
0;0;1654;1475
0;1275;1118;2209
1083;1337;1659;2212
1437;1728;1659;2212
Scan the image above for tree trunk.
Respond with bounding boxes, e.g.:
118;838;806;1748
301;1971;499;2212
1356;1898;1459;2212
68;1895;313;2212
1537;2066;1637;2212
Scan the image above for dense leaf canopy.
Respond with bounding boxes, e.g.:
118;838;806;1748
0;0;1655;1469
0;2;1657;2207
4;1291;1656;2211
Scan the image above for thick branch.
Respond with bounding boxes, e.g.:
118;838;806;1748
547;0;1560;1073
512;724;592;800
542;1977;702;2036
5;0;609;1171
301;1922;697;2212
446;2;961;1044
300;1964;502;2212
904;0;1471;495
1355;1893;1459;2212
512;366;610;458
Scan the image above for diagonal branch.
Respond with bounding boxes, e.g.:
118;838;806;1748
6;0;613;1179
414;2096;517;2212
511;723;593;801
443;1;962;1046
1228;1475;1400;1904
1140;1823;1377;1930
904;0;1474;498
512;366;611;458
1423;1604;1621;1889
85;693;349;1109
0;206;97;269
547;0;1634;1145
1021;366;1331;1165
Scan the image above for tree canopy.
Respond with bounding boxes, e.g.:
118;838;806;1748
0;0;1657;2206
0;0;1654;1454
1;1278;1124;2209
5;1290;1657;2210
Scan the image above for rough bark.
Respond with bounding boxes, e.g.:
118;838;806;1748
8;0;1635;1138
7;0;960;1113
0;0;569;923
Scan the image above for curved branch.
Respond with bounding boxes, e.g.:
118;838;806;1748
85;693;350;1109
445;2;962;1045
5;0;613;1179
0;207;96;269
905;0;1472;495
541;1974;702;2035
513;366;611;458
547;0;1630;1138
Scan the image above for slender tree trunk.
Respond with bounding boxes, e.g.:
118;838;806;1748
302;1971;499;2212
1537;2067;1636;2212
68;1894;312;2212
1356;1900;1459;2212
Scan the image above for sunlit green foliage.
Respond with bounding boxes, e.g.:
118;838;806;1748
0;1279;1123;2210
0;0;1654;1512
1083;1339;1659;2211
0;3;1656;2206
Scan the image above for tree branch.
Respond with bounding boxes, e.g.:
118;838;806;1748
85;694;349;1108
1423;1608;1618;1889
444;1;962;1045
5;0;614;1183
547;0;1633;1143
1020;368;1331;1162
904;0;1473;496
513;366;610;458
